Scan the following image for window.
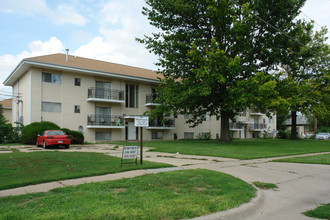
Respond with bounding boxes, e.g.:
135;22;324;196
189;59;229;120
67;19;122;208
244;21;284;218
42;72;62;84
263;118;266;123
95;107;111;124
269;118;273;123
126;84;139;108
74;105;80;113
152;132;163;140
95;132;111;140
42;102;61;112
184;132;194;139
75;78;81;86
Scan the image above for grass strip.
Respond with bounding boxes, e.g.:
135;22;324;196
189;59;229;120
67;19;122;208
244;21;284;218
110;139;330;160
0;169;256;220
252;181;278;190
273;153;330;165
304;203;330;220
0;151;172;190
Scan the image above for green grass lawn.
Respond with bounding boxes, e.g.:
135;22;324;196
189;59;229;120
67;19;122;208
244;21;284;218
304;203;330;220
111;139;330;160
273;153;330;165
0;169;256;220
0;151;173;190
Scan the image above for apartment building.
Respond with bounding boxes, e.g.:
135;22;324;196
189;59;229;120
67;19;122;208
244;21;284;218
0;98;12;123
3;53;276;142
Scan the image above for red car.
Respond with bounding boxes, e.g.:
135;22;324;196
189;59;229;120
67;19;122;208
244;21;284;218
36;130;71;149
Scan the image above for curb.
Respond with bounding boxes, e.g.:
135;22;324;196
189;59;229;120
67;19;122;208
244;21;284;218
188;186;263;220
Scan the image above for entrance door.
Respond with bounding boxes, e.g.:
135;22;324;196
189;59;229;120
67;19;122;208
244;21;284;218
128;122;136;140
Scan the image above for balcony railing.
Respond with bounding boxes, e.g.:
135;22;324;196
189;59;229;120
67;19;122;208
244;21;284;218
87;115;124;127
88;87;124;101
149;118;175;128
229;123;243;129
251;123;267;130
145;94;160;105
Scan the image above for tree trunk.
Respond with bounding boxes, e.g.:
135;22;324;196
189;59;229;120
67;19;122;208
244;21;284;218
219;110;232;142
290;111;297;140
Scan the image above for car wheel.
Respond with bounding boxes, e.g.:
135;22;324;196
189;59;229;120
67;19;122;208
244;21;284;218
43;141;47;149
65;145;69;149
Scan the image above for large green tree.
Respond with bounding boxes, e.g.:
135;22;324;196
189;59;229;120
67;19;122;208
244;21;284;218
245;24;330;139
138;0;306;142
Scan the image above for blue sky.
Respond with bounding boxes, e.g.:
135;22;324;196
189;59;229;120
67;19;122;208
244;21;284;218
0;0;329;95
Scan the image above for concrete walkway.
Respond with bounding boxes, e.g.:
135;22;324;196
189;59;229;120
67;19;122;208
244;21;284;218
1;145;330;220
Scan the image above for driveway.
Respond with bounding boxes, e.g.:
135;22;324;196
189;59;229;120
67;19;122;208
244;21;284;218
2;144;330;220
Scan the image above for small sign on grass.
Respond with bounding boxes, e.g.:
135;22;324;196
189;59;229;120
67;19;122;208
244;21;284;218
121;146;138;166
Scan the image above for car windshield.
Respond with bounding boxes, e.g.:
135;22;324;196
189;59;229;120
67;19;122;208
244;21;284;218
48;130;65;135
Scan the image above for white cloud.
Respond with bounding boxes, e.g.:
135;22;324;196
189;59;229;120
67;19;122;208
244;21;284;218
0;37;65;91
1;0;87;26
74;0;158;69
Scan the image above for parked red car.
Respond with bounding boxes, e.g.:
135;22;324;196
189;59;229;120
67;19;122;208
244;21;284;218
36;130;71;149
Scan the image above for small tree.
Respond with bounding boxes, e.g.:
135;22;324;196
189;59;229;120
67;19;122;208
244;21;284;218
21;121;60;145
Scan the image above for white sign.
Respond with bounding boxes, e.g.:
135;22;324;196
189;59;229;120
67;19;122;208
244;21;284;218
122;146;139;160
134;116;149;127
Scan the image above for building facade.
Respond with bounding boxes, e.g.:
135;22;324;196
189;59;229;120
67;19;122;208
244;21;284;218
0;98;12;124
4;53;276;142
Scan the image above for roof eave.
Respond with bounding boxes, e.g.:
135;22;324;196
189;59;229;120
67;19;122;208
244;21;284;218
3;59;160;87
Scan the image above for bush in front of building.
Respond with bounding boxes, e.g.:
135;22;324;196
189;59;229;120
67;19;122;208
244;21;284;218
277;130;290;139
21;121;61;145
61;128;84;144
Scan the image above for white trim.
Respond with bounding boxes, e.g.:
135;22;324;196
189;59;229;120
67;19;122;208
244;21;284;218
87;125;125;129
4;60;160;86
29;69;32;124
146;127;176;130
87;98;125;104
145;103;161;107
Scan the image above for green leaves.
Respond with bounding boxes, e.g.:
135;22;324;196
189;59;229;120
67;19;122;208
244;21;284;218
139;0;309;141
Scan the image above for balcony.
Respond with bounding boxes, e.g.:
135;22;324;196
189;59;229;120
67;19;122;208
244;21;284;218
87;87;124;104
145;94;160;106
229;122;243;131
87;115;125;129
146;118;175;130
249;112;264;116
250;123;267;131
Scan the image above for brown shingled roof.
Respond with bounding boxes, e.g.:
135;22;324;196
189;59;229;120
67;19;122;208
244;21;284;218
26;53;159;80
0;98;12;108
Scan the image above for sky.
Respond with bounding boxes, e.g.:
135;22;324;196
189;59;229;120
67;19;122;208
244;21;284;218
0;0;329;99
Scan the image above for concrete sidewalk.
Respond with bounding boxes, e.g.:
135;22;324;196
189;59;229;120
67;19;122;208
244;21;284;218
1;145;330;220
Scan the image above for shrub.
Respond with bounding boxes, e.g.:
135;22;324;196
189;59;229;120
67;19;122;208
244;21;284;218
277;130;290;139
61;128;84;144
4;124;21;143
21;121;60;145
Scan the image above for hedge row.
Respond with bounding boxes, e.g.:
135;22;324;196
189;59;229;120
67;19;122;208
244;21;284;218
21;121;84;145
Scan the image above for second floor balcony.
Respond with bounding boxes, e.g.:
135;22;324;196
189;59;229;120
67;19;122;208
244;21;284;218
87;115;124;129
147;118;175;130
229;122;244;131
145;94;160;106
250;123;267;131
87;87;125;104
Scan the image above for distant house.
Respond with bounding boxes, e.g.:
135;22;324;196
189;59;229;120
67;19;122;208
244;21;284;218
3;53;277;142
0;98;12;124
283;114;311;136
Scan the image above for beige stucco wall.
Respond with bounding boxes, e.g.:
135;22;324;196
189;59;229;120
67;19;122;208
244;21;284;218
3;108;12;123
11;66;277;143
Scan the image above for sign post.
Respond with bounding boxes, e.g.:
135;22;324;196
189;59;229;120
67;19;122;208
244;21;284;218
134;116;149;165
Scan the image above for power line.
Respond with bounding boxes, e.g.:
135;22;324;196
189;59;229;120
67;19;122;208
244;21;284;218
287;1;324;28
231;0;323;57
